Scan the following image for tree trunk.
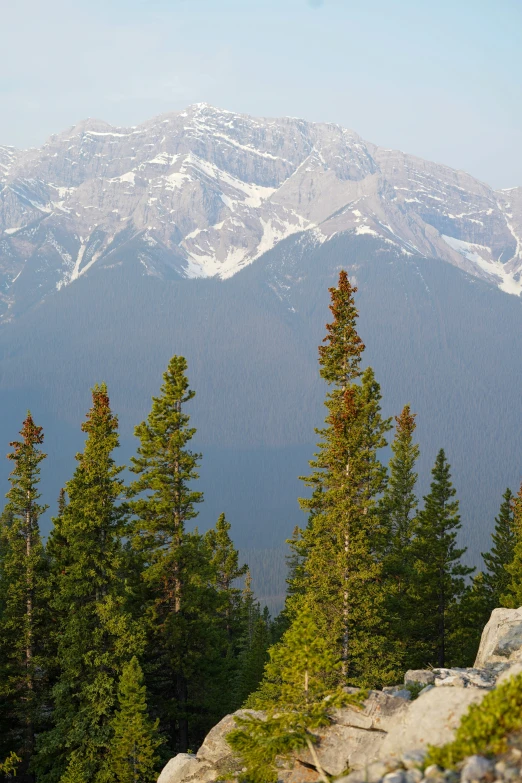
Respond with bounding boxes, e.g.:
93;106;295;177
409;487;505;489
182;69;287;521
25;500;33;675
342;456;350;679
438;566;445;667
342;529;349;678
25;499;34;779
305;736;329;783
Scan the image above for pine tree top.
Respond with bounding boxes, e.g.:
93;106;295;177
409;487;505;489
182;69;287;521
423;449;459;515
129;355;202;518
514;482;522;529
206;513;248;590
6;411;48;520
394;405;417;445
318;271;365;387
77;383;121;467
415;448;472;575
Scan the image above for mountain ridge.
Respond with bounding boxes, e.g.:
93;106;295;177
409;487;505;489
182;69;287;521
1;103;521;322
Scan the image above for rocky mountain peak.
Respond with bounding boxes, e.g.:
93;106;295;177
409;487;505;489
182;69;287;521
0;105;521;320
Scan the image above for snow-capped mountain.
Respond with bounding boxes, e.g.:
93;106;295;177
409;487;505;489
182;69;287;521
1;103;521;319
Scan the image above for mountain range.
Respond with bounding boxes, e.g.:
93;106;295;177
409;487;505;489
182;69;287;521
0;104;521;608
1;103;521;320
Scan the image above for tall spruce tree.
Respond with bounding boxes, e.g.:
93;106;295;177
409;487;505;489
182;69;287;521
502;482;522;608
129;356;218;752
288;272;395;687
411;449;473;667
109;657;162;783
480;488;515;611
36;385;141;783
0;414;48;779
380;405;420;669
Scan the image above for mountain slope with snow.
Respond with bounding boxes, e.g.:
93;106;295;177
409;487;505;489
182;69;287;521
0;103;521;319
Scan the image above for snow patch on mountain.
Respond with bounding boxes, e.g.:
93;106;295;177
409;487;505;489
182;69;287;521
442;235;522;296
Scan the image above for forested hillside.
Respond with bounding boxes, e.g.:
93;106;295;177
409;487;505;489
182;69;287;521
1;268;520;782
0;233;520;612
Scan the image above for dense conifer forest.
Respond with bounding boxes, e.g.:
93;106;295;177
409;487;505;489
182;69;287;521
0;271;520;783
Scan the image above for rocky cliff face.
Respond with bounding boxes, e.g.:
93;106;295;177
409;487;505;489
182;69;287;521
1;103;521;320
156;608;522;783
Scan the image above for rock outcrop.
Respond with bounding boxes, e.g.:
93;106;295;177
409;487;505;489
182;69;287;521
474;607;522;669
377;687;486;761
158;755;215;783
292;692;410;778
158;608;522;783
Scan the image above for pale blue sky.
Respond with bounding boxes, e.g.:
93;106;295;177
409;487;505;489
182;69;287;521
2;0;521;188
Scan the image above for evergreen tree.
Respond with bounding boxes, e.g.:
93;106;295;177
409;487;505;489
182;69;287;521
36;385;141;783
0;413;48;777
460;487;518;652
410;449;473;668
448;573;491;667
227;606;362;783
381;405;419;552
129;356;217;752
288;272;395;686
380;405;419;668
236;607;272;708
205;512;248;640
109;657;162;783
482;489;515;609
502;482;522;608
203;513;248;716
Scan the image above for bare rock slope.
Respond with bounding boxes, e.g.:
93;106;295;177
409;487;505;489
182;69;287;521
158;607;522;783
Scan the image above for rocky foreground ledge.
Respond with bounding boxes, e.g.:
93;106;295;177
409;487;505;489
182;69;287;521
158;608;522;783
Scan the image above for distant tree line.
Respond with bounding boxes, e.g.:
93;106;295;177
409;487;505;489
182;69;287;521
0;271;520;783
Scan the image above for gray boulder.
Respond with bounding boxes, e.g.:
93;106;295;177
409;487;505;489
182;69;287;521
157;711;264;783
383;686;412;700
378;686;487;760
404;668;494;690
474;607;522;668
156;754;215;783
433;668;495;689
196;710;262;770
294;690;410;776
404;670;436;687
460;755;494;782
495;661;522;686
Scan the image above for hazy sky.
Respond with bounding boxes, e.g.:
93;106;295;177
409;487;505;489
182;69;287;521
2;0;521;188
